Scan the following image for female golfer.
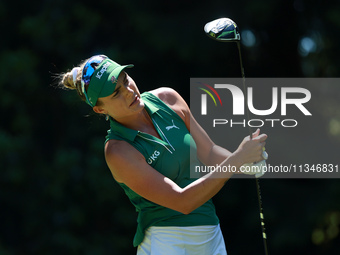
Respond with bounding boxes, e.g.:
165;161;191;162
60;54;267;254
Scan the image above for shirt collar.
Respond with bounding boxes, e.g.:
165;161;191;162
108;94;160;142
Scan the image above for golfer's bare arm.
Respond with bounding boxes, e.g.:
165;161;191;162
155;87;233;166
105;88;266;214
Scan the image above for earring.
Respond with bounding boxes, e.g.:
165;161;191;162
105;114;109;121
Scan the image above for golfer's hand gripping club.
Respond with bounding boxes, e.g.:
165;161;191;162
241;147;268;178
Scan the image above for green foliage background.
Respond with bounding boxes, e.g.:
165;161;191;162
1;0;340;254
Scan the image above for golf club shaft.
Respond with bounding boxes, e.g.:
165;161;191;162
236;41;269;255
237;42;253;139
256;178;269;255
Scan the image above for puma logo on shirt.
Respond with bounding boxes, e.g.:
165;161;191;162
166;120;179;131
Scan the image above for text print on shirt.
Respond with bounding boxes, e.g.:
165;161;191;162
147;150;161;165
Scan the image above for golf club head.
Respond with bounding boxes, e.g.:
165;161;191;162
204;18;240;42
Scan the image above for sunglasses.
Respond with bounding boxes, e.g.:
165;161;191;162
81;55;108;106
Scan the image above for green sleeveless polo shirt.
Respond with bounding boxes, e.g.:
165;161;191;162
105;92;219;247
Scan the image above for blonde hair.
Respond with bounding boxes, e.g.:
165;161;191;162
60;59;88;103
59;58;105;106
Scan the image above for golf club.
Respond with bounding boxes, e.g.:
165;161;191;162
204;17;269;255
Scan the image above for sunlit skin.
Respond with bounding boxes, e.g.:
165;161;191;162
95;70;267;215
93;72;158;134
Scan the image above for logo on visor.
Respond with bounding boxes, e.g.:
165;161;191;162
96;62;111;79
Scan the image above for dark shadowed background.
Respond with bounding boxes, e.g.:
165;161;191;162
1;0;340;254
